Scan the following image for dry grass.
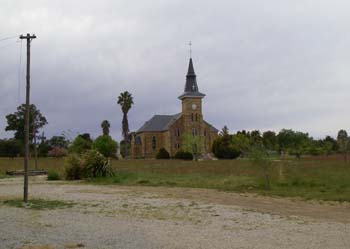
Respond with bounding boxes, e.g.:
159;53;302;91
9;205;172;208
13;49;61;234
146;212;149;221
1;156;350;201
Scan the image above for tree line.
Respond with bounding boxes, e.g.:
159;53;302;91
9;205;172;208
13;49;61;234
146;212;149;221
0;91;134;159
212;126;349;160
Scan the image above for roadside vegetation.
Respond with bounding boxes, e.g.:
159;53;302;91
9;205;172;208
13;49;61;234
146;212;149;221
1;101;350;202
3;198;75;210
1;157;349;202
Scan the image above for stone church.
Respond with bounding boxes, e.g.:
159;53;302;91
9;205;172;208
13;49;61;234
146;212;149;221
131;58;219;158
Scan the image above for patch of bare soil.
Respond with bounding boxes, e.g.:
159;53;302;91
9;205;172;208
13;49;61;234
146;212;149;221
129;186;350;223
0;177;349;249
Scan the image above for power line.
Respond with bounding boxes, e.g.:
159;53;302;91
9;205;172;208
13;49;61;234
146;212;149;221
18;39;23;103
0;35;17;42
0;40;20;50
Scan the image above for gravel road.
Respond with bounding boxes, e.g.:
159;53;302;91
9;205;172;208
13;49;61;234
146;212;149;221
0;177;349;249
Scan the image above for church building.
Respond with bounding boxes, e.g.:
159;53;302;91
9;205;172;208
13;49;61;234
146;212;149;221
131;58;219;158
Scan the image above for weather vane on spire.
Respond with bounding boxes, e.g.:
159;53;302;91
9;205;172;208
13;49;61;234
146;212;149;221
189;41;192;58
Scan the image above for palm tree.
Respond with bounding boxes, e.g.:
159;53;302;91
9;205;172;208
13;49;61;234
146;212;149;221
117;91;134;142
101;120;110;136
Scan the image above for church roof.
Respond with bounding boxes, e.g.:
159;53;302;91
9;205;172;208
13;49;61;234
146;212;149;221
178;58;206;100
136;113;181;132
204;121;219;133
136;113;218;133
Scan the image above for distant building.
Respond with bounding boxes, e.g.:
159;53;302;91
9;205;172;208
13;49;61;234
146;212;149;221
131;58;219;158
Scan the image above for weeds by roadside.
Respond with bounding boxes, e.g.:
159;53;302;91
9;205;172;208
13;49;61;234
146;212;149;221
3;199;75;210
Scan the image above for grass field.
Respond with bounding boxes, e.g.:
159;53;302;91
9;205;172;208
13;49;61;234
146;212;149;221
1;156;350;202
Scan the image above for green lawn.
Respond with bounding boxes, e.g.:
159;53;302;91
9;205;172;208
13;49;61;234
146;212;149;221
1;156;350;202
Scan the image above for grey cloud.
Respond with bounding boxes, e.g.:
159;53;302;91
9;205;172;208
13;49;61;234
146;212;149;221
1;0;350;141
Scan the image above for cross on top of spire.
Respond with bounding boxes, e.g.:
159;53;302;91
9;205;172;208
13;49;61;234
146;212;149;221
189;41;192;58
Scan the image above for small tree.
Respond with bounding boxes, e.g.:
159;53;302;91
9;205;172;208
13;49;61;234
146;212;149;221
262;131;277;151
5;104;48;142
250;146;272;189
0;139;22;157
337;129;349;162
231;133;250;157
93;135;118;158
69;134;93;154
181;133;202;160
212;126;240;159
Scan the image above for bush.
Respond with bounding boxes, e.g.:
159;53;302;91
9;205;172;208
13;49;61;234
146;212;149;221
47;171;61;181
156;148;170;159
174;151;193;160
69;135;93;154
82;149;114;178
48;147;67;158
212;138;241;159
65;150;115;180
65;154;83;180
93;135;118;157
0;139;22;157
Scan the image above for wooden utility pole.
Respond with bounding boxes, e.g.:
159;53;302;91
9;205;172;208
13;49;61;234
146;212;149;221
19;33;36;203
33;121;38;170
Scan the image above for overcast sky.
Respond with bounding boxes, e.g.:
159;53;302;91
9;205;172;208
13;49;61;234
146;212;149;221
1;0;350;141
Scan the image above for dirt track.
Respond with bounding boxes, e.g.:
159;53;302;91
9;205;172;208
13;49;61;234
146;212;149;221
0;177;349;249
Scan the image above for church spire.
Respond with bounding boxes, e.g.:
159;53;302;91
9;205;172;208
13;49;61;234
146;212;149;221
179;57;205;100
185;58;197;91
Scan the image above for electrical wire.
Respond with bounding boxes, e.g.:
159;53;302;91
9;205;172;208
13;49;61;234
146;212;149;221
18;39;23;103
0;40;20;50
0;35;18;42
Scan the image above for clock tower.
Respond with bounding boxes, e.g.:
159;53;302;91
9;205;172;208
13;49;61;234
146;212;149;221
178;58;206;138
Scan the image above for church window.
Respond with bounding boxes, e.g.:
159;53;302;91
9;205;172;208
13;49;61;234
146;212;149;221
152;136;156;150
192;128;197;137
175;128;180;137
204;129;207;137
195;113;198;121
191;113;194;122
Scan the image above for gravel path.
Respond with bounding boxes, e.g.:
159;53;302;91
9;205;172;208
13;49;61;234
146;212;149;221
0;177;349;249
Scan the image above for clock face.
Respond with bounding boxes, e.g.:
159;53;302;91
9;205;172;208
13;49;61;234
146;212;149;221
192;104;197;110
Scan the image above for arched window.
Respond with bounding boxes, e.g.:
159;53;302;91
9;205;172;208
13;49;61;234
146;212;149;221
192;128;197;137
152;136;156;150
195;113;198;121
204;129;207;137
191;113;194;122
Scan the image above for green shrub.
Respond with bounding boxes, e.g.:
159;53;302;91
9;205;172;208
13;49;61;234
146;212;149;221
156;148;170;159
82;149;114;177
65;154;83;180
68;135;93;154
212;138;241;159
93;135;118;157
0;139;22;157
174;151;193;160
47;171;61;181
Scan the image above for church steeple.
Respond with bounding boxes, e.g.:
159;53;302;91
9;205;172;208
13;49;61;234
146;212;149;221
178;58;205;100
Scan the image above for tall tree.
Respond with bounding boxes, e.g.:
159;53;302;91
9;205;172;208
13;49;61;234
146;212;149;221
262;131;277;151
5;104;47;142
101;120;110;136
117;91;134;141
337;129;349;162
